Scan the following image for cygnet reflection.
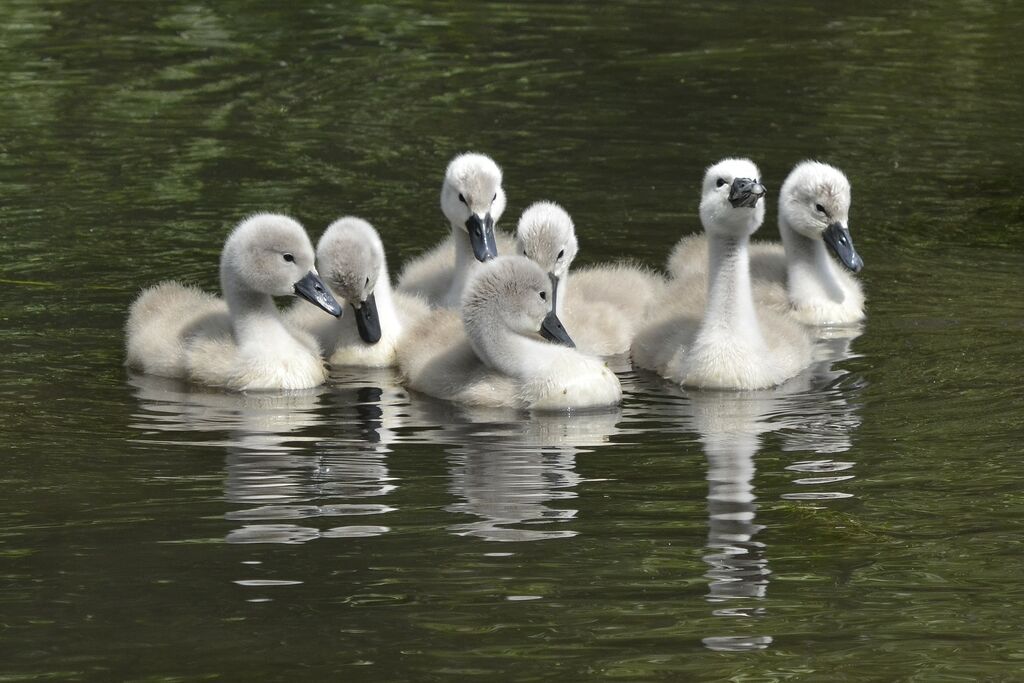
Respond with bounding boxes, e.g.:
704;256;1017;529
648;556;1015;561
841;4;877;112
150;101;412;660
633;329;864;652
406;398;623;542
127;369;408;545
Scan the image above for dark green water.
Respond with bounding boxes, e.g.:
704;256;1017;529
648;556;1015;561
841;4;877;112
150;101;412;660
2;1;1023;680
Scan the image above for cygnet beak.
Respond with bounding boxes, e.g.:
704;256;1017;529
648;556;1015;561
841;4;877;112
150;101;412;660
823;222;864;273
540;311;575;347
465;213;498;262
728;178;767;208
294;271;343;317
353;292;382;344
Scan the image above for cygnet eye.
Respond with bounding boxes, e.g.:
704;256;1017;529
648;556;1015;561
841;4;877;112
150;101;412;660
539;291;547;301
815;203;827;214
557;249;565;260
458;193;467;205
365;276;370;287
492;192;497;201
282;253;295;263
716;178;727;188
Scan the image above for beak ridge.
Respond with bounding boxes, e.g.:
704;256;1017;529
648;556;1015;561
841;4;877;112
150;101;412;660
823;222;864;273
294;271;343;317
465;214;498;262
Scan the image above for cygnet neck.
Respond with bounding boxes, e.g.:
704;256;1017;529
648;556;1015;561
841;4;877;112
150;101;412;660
222;272;290;348
466;309;560;381
447;225;484;307
368;261;402;336
779;220;846;304
701;233;764;346
553;271;569;318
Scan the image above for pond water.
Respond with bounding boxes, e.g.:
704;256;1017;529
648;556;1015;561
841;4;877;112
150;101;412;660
2;0;1023;680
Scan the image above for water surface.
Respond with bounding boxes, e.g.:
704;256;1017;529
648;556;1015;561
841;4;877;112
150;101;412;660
2;1;1023;680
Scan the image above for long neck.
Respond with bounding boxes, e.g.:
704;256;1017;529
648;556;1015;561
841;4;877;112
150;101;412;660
371;262;402;337
223;278;290;348
446;226;482;307
466;311;561;381
779;220;845;303
555;271;569;318
701;234;762;342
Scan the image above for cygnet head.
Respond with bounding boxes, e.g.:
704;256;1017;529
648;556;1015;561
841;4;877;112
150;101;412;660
698;158;767;239
315;216;386;343
461;256;574;347
779;161;862;272
440;152;508;262
515;201;579;281
220;213;342;316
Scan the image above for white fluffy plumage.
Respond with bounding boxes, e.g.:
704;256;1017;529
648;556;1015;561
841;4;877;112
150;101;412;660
285;216;430;368
396;152;511;307
667;161;865;326
398;256;622;410
515;201;666;356
125;213;336;391
633;159;813;390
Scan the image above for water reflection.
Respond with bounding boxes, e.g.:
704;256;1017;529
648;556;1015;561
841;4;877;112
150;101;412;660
128;368;626;546
405;399;623;542
128;370;405;544
629;333;864;652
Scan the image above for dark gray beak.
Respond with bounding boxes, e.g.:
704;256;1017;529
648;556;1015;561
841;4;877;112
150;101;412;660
465;213;498;262
728;177;767;208
294;271;343;317
823;222;864;273
353;292;382;344
540;310;575;347
540;275;574;348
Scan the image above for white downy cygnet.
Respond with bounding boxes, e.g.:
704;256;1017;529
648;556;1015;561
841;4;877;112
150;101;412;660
396;152;515;307
285;216;430;368
632;158;813;390
398;256;622;410
667;161;864;325
125;213;342;391
515;201;666;356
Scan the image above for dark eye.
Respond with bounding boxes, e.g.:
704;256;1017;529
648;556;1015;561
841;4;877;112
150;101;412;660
716;178;727;188
458;193;467;205
492;193;497;201
283;253;295;262
815;204;826;214
365;277;370;286
539;291;547;301
557;249;565;259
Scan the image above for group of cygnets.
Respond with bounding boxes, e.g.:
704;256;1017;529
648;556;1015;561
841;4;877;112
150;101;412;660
125;153;864;411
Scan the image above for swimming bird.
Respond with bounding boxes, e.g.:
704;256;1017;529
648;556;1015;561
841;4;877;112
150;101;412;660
632;159;813;390
286;216;430;368
125;213;342;391
398;256;622;410
396;152;515;307
515;201;666;356
667;161;864;325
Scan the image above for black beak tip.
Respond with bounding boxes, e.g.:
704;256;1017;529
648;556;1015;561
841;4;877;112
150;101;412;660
354;293;382;344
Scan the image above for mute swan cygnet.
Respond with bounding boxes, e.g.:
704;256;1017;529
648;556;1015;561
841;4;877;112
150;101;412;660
515;201;666;356
667;161;864;325
398;256;622;410
396;152;516;308
125;213;342;391
632;159;813;390
285;216;430;368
